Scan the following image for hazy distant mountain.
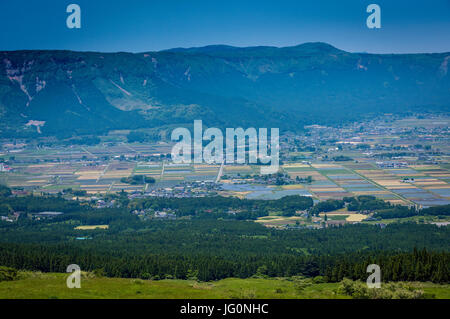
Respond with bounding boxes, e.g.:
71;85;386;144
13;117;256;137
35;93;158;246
0;42;449;138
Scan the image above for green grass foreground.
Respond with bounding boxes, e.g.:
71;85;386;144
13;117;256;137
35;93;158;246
0;272;449;299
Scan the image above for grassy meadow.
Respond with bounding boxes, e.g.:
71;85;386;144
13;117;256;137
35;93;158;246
0;272;449;299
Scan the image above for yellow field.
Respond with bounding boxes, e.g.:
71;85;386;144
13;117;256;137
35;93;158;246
75;225;109;230
255;216;306;228
387;186;419;190
27;164;53;169
76;170;102;180
410;165;441;170
375;180;409;186
415;179;445;184
345;214;367;222
428;174;450;178
423;185;450;189
256;216;290;222
281;184;305;190
192;171;217;175
224;191;251;199
103;171;133;178
419;183;448;188
319;212;367;222
79;185;110;189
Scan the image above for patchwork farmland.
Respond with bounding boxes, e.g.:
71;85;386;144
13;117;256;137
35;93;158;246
0;116;449;208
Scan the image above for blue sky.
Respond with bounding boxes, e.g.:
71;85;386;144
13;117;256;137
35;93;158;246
0;0;449;53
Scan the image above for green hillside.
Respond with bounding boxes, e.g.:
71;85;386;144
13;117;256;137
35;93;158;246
1;43;449;138
1;272;449;299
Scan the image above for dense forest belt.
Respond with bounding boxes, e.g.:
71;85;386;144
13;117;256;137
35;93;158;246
0;221;449;282
0;191;449;283
0;244;448;283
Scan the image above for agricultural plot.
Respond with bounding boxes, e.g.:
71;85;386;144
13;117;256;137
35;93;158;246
134;163;162;180
75;225;109;230
161;163;193;181
285;161;449;207
353;165;450;207
255;216;312;228
282;163;310;169
180;164;220;182
2;137;449;205
319;212;367;222
342;163;377;170
300;164;377;200
287;171;326;182
193;164;220;175
1;143;178;194
223;165;253;175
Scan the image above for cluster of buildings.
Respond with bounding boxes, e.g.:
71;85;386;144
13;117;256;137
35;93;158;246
131;209;177;220
1;211;63;222
142;181;221;198
376;161;408;169
282;114;449;167
95;199;115;209
31;211;63;220
0;215;16;222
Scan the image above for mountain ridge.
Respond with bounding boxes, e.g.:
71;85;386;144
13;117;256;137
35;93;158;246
0;42;449;138
5;42;448;55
